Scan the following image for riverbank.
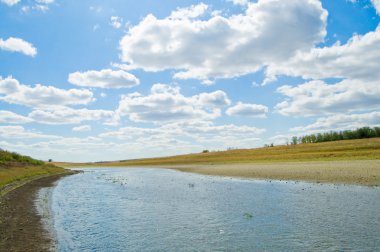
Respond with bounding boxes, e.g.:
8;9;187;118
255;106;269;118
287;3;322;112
167;160;380;186
59;138;380;186
0;172;74;252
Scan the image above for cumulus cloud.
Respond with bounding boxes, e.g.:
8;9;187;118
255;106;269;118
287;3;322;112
0;37;37;57
0;120;265;162
0;110;33;124
119;0;327;82
226;102;268;117
0;0;19;6
72;125;92;132
266;26;380;83
117;84;230;123
28;106;115;125
0;76;94;108
290;111;380;133
169;2;208;20
110;16;122;29
101;121;265;150
68;69;140;89
275;80;380;117
372;0;380;15
0;125;58;139
228;0;249;6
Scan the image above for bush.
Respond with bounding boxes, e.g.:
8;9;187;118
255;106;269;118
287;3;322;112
292;127;380;145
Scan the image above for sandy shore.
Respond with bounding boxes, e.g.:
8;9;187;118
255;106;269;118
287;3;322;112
0;173;72;252
165;160;380;186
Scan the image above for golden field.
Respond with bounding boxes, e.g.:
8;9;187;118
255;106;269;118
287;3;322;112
60;138;380;167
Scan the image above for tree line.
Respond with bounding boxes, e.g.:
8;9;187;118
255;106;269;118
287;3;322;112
291;127;380;145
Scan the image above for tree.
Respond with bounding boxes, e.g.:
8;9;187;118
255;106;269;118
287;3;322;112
291;136;298;145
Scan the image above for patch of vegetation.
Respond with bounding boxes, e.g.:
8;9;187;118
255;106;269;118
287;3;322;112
0;149;45;166
0;149;65;189
292;127;380;145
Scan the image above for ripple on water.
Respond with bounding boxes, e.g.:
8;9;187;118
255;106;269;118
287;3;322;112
50;168;380;252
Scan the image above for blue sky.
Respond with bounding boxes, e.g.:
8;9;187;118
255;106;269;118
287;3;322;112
1;0;380;162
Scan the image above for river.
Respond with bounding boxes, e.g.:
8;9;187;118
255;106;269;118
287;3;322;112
37;168;380;251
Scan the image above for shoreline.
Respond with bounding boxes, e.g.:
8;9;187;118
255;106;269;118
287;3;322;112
165;160;380;186
0;160;378;251
0;172;74;252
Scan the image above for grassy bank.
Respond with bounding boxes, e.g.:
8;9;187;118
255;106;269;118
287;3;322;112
0;150;67;192
62;138;380;167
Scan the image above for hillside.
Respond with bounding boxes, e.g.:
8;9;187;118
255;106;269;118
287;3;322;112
0;150;66;190
59;138;380;167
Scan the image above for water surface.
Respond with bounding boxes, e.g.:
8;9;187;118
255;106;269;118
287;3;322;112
48;168;380;251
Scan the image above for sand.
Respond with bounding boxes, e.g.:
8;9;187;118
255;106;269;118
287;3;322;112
165;160;380;186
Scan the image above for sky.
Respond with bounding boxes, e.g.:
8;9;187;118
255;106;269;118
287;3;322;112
1;0;380;162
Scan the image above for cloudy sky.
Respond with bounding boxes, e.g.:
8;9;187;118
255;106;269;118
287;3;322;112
1;0;380;162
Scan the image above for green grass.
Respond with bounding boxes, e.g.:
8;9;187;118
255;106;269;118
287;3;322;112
62;138;380;167
0;150;66;189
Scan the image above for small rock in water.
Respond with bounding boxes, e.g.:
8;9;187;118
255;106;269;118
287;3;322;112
244;213;253;219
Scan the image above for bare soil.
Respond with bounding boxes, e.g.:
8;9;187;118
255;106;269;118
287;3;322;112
0;174;71;252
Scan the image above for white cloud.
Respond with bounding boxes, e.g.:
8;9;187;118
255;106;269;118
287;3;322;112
228;0;249;6
169;2;208;20
0;120;265;162
68;69;140;89
372;0;380;15
101;121;265;150
72;125;92;132
29;106;115;125
0;37;37;57
0;110;33;124
0;76;94;108
197;90;231;107
275;79;380;117
119;0;327;82
266;26;380;83
110;16;122;29
0;0;19;6
290;111;380;133
0;126;58;139
117;84;229;123
226;102;268;117
32;4;49;12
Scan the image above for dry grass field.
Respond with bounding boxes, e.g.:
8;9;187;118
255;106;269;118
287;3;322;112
61;138;380;167
0;150;66;191
56;138;380;186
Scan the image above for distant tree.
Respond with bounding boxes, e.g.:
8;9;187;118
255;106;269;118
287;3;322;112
374;127;380;137
48;159;53;162
291;136;298;145
202;150;209;153
296;127;379;145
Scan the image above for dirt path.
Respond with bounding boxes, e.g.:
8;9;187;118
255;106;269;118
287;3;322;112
0;174;71;252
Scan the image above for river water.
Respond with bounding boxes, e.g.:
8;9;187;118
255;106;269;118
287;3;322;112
43;168;380;251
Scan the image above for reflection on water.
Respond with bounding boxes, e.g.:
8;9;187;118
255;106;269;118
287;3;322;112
50;168;380;251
